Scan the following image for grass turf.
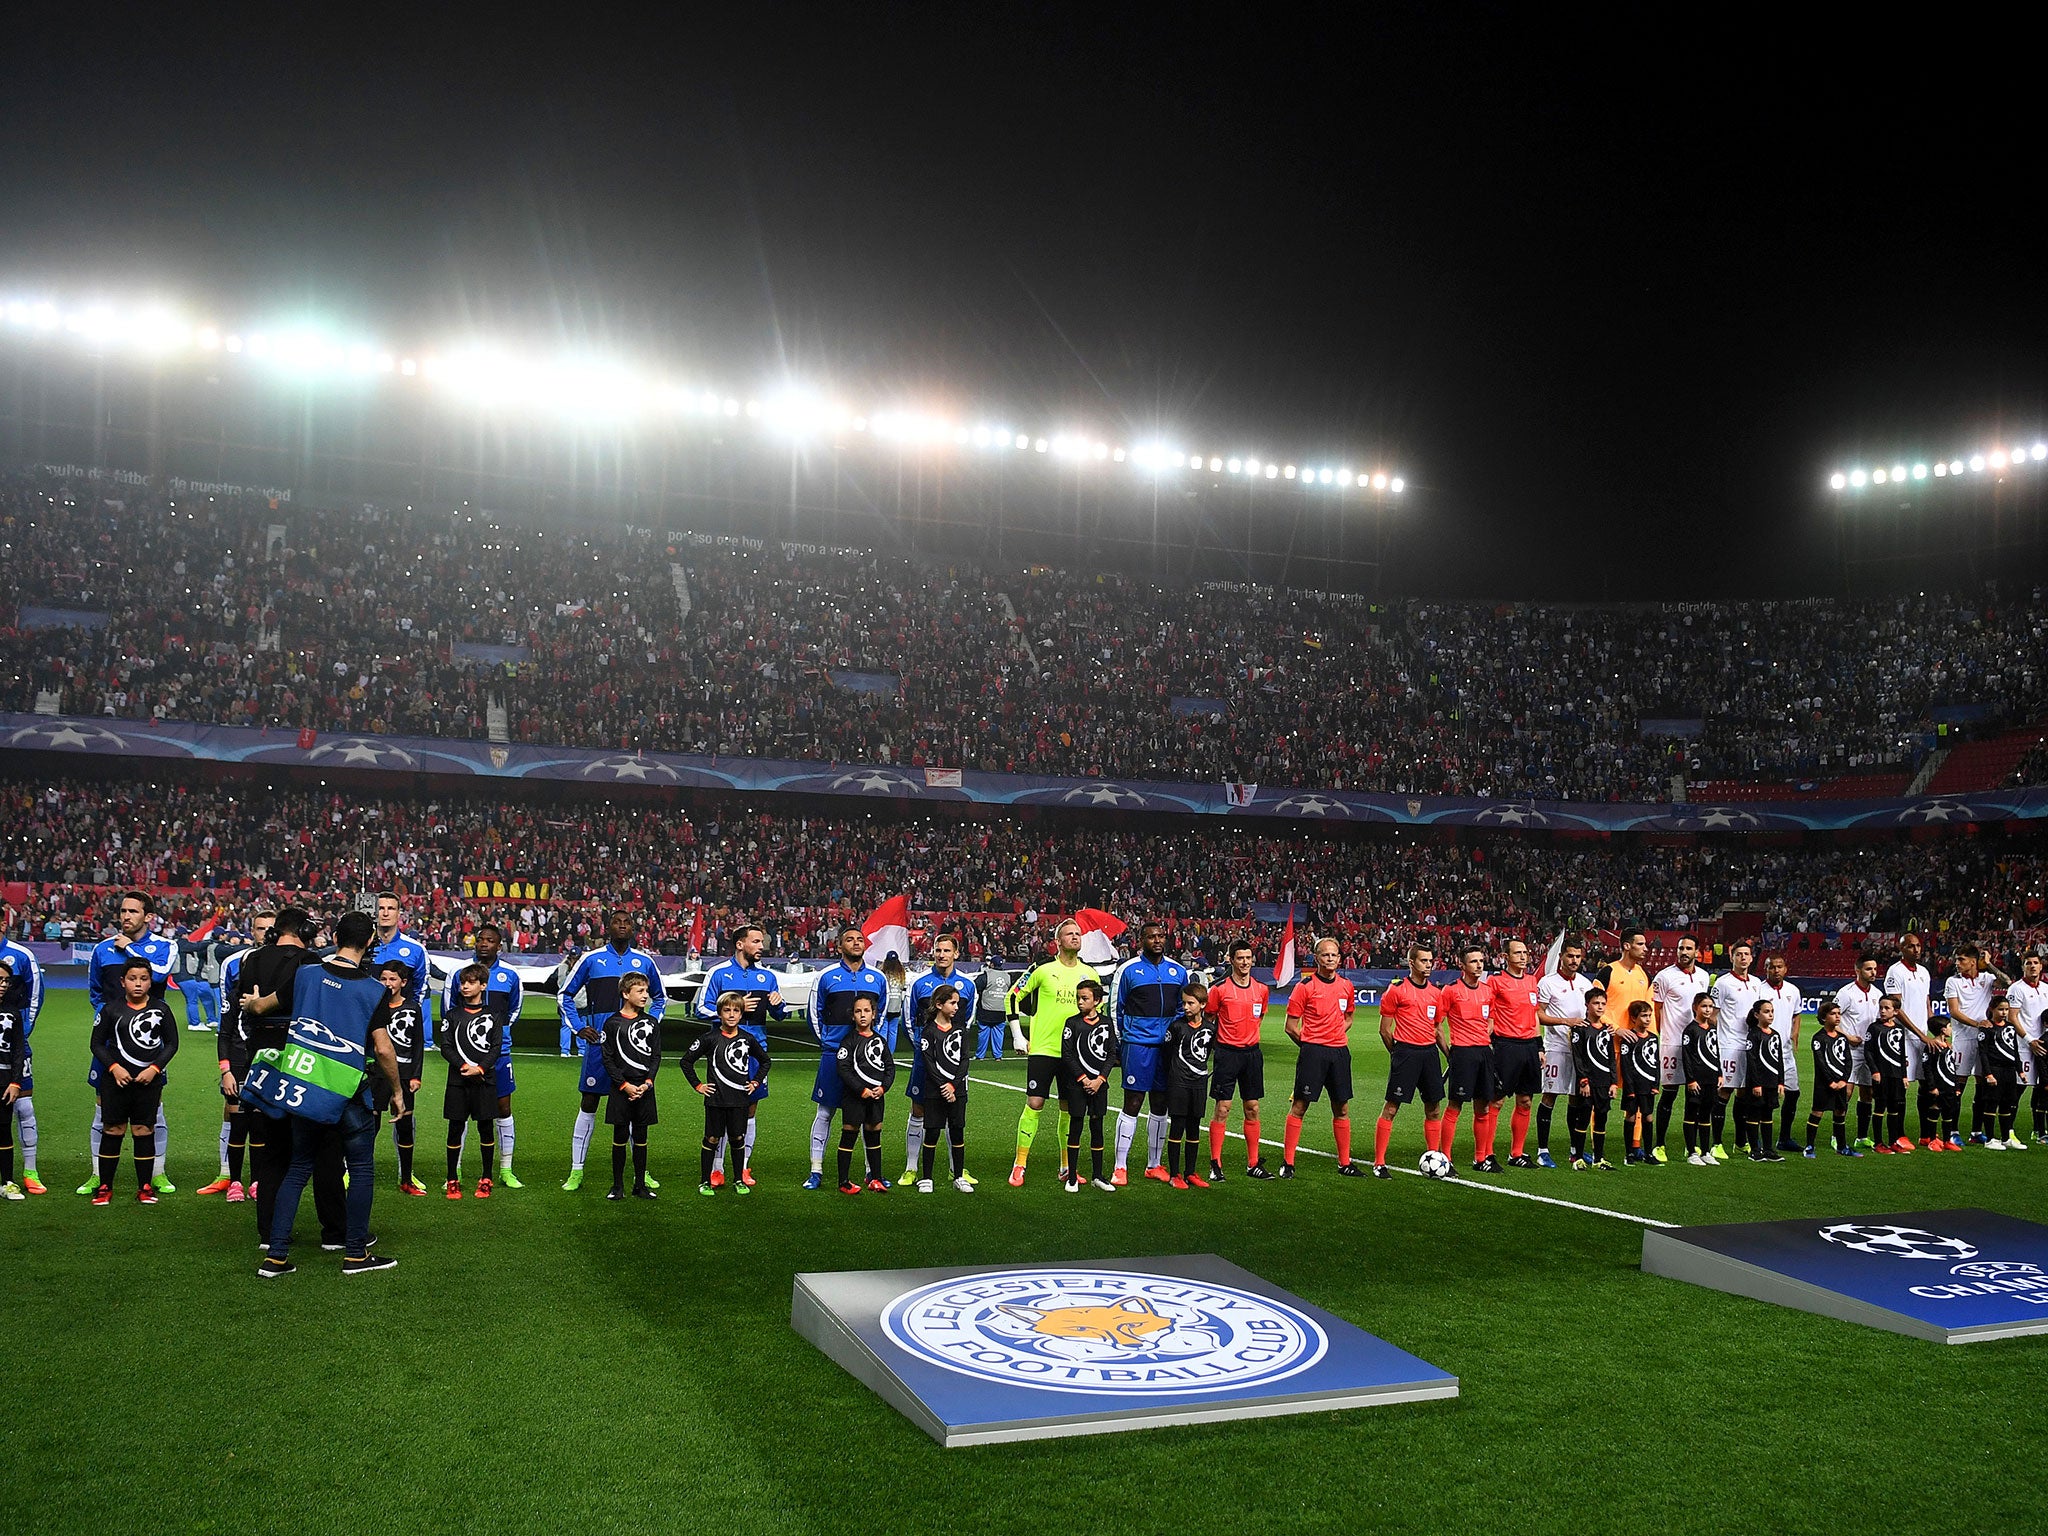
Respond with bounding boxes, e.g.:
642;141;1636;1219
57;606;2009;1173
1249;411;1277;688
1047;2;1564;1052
5;991;2048;1534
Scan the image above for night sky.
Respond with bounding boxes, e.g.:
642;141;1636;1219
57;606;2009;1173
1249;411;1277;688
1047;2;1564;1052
2;5;2043;594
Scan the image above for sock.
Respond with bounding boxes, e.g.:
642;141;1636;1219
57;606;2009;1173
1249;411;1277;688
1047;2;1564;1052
616;1136;630;1189
1422;1114;1442;1153
133;1127;155;1189
1243;1114;1261;1169
455;1121;467;1178
1114;1111;1137;1173
1373;1115;1393;1165
837;1126;856;1185
1334;1115;1352;1165
1712;1098;1728;1148
743;1118;757;1170
1478;1103;1499;1160
15;1098;35;1171
1510;1102;1530;1158
1440;1105;1462;1157
94;1128;119;1185
1568;1100;1587;1160
480;1124;497;1181
90;1102;103;1165
701;1135;716;1185
497;1115;515;1171
218;1120;232;1175
1833;1112;1848;1149
919;1125;938;1181
227;1118;247;1181
447;1136;462;1182
0;1125;11;1185
1166;1132;1181;1179
951;1125;966;1179
1209;1118;1227;1167
863;1123;883;1181
1805;1114;1820;1149
395;1127;412;1186
153;1105;167;1181
1655;1086;1677;1147
633;1136;648;1185
905;1113;924;1174
1536;1101;1552;1151
1282;1113;1303;1166
1681;1116;1696;1154
1856;1099;1872;1140
1091;1121;1105;1182
1590;1113;1606;1163
571;1108;596;1170
1014;1105;1040;1165
1779;1091;1799;1142
1148;1112;1166;1170
1066;1117;1084;1182
810;1109;832;1173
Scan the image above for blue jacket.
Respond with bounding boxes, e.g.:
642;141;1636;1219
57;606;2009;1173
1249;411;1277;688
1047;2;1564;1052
443;958;524;1060
1112;955;1190;1047
559;945;666;1037
809;964;889;1047
695;959;786;1029
909;966;979;1031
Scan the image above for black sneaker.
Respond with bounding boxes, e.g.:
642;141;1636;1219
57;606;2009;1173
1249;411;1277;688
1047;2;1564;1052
1505;1154;1532;1169
1371;1163;1393;1179
1335;1161;1367;1178
1761;1150;1785;1163
341;1254;398;1276
1747;1149;1769;1162
632;1184;657;1200
1208;1163;1226;1183
1476;1156;1502;1173
1250;1163;1278;1180
256;1257;296;1279
606;1186;625;1200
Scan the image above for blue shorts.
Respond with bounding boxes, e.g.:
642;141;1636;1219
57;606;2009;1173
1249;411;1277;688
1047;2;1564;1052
742;1023;769;1102
1120;1040;1167;1095
904;1047;926;1101
17;1046;32;1097
579;1043;613;1098
494;1059;517;1098
811;1051;844;1111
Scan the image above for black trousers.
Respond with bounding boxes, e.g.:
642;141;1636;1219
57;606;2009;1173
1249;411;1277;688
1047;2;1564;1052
250;1109;345;1245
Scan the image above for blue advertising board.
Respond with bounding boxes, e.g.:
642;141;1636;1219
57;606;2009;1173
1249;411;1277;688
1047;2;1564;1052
792;1253;1456;1445
1643;1208;2048;1343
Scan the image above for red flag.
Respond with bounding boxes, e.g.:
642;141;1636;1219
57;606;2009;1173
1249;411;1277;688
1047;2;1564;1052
1072;907;1127;966
185;913;219;943
296;727;317;751
1274;913;1296;987
862;894;912;967
687;904;706;955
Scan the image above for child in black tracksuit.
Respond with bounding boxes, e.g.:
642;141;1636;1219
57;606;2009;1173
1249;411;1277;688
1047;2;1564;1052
379;962;426;1192
836;997;895;1192
601;973;662;1200
1619;1000;1661;1165
1060;979;1120;1193
1742;999;1785;1161
441;965;500;1198
1567;988;1614;1169
915;984;972;1190
1165;983;1216;1187
683;991;769;1197
1682;993;1723;1163
1981;999;2025;1147
1866;996;1911;1150
1805;1002;1858;1157
1921;1026;1963;1151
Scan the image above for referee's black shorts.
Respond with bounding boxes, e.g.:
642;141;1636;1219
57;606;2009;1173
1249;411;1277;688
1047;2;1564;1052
1492;1037;1542;1098
1291;1042;1353;1107
1445;1044;1498;1105
1211;1043;1265;1103
1384;1041;1445;1106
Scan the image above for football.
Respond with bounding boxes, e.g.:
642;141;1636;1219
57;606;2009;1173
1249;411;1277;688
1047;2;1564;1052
1418;1150;1454;1179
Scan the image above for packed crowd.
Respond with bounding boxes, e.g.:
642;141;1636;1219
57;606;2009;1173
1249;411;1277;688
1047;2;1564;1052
4;774;2045;963
2;469;2044;799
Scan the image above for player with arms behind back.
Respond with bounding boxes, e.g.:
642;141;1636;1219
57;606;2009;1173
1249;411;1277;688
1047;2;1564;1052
1284;937;1368;1177
1374;942;1447;1180
1204;940;1272;1183
1007;919;1098;1188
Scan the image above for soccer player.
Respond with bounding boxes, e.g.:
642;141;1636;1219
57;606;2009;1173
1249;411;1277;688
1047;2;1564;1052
558;910;666;1191
905;932;977;1185
442;923;525;1187
439;965;500;1199
1885;933;1938;1128
1603;930;1655;1120
1566;987;1614;1170
1833;950;1884;1150
913;984;973;1192
1804;1000;1859;1158
1374;941;1447;1179
1979;997;2025;1150
1165;982;1216;1188
1488;937;1543;1168
603;972;664;1200
1203;938;1272;1182
1535;937;1594;1168
1008;918;1100;1187
1865;995;1913;1154
1110;921;1186;1186
1437;942;1496;1172
1060;978;1120;1192
82;891;178;1195
1680;992;1723;1166
0;962;29;1199
806;925;888;1190
1709;941;1771;1159
2008;953;2048;1144
380;962;428;1194
90;957;178;1205
835;996;894;1193
686;991;770;1197
0;934;46;1193
1761;954;1803;1152
197;911;271;1200
975;958;1010;1060
1650;935;1709;1165
1942;946;2000;1143
694;920;786;1187
1284;937;1367;1177
1617;1001;1662;1164
372;893;433;1044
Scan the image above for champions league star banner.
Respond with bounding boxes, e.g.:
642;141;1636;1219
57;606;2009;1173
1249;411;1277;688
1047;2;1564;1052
1642;1208;2048;1343
5;711;2047;831
791;1253;1457;1446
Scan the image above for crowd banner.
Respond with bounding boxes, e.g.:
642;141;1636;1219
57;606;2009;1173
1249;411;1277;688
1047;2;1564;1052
4;711;2044;833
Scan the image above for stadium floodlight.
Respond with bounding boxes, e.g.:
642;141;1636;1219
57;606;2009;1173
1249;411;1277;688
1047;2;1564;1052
1990;450;2008;469
1873;470;1888;484
1284;464;1297;479
1227;457;1242;473
1949;459;1963;474
1849;469;1867;486
1889;464;1906;481
1317;468;1333;484
2034;444;2047;460
1390;477;1405;493
1093;441;1109;460
1112;447;1125;462
1372;472;1388;490
1337;469;1353;487
1830;472;1848;489
1970;455;1986;471
1932;463;1947;477
1912;463;1927;479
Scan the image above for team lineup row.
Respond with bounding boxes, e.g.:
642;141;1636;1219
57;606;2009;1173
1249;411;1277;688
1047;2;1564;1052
6;901;2046;1228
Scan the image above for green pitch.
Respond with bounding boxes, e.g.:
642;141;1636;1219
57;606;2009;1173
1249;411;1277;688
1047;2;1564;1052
5;992;2047;1535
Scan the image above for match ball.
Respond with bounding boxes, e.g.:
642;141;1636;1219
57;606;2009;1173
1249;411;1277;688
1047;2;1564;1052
1418;1150;1453;1180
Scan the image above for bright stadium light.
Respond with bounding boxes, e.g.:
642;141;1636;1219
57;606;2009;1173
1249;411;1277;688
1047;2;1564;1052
1970;455;1986;471
1849;469;1867;486
1873;469;1888;484
1264;463;1278;478
1336;468;1353;487
2034;443;2047;460
1111;447;1125;462
1829;472;1848;489
1990;450;2008;469
1933;462;1948;477
1912;463;1927;479
1390;476;1405;493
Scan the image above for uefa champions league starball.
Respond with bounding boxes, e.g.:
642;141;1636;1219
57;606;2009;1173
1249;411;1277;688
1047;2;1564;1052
1418;1150;1453;1179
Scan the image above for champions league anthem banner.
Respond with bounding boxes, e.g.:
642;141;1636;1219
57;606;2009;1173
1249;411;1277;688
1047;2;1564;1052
792;1255;1456;1446
1643;1209;2048;1344
5;712;2047;833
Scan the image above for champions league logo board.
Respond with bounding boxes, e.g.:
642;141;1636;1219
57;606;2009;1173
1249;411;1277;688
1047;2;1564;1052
792;1254;1456;1445
1642;1208;2048;1343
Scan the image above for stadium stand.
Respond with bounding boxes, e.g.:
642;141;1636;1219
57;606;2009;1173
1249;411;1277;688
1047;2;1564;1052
1926;724;2048;795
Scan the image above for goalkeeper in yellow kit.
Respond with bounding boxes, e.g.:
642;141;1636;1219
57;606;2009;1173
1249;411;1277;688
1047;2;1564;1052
1008;918;1100;1187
